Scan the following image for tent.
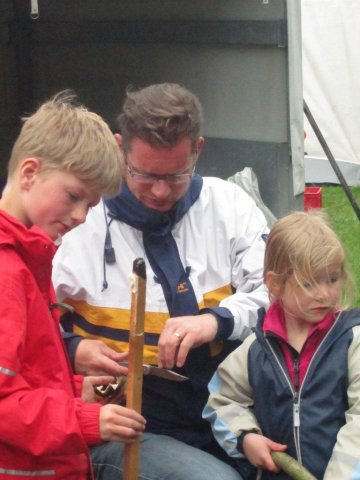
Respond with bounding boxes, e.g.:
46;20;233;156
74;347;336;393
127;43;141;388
302;0;360;185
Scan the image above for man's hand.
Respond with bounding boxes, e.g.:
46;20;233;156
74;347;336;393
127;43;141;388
74;338;127;376
243;433;287;473
157;313;218;369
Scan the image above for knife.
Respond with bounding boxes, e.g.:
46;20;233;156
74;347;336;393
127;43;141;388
93;364;189;402
119;361;189;382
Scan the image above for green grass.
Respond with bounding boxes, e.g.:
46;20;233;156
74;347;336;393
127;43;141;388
321;185;360;307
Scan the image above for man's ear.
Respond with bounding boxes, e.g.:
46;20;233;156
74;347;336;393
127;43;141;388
114;133;123;149
265;271;282;298
195;136;205;156
19;158;41;190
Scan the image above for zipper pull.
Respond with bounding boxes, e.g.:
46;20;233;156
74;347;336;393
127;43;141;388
30;0;39;20
293;402;300;427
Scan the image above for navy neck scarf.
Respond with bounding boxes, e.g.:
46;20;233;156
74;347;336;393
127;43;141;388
105;174;203;317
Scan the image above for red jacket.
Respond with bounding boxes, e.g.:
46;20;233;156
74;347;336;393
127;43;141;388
0;211;101;479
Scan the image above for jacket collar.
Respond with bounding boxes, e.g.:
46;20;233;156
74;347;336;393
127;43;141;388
0;210;57;287
104;173;203;236
262;301;336;342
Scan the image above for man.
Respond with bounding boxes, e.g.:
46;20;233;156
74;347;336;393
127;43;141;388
53;83;269;479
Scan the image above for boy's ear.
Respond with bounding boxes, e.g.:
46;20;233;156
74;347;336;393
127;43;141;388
265;271;282;298
19;158;42;190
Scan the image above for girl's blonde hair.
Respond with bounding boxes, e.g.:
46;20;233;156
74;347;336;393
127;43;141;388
264;210;354;308
9;90;123;198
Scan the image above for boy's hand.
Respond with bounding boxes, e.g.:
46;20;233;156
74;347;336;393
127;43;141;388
99;404;146;442
243;433;287;473
82;375;115;402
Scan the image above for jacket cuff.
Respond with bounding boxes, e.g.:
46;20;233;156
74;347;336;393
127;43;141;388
75;399;102;446
199;307;234;340
62;333;84;371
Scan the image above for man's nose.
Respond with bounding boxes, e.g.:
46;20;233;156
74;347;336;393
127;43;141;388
150;179;171;198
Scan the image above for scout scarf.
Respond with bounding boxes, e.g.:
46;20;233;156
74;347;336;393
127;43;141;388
104;174;203;317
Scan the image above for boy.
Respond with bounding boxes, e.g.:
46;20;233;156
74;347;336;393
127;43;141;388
0;91;145;479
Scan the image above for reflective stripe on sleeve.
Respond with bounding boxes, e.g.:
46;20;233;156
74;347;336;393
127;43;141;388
0;468;55;476
0;366;16;376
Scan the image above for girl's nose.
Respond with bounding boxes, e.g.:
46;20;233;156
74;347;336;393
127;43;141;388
314;284;329;301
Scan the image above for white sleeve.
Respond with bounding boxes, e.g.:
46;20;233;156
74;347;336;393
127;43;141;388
323;325;360;479
203;334;260;458
220;185;269;341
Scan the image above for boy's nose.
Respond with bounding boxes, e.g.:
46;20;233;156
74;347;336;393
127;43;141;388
70;204;88;225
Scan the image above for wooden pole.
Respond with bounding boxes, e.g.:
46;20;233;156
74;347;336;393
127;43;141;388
304;99;360;221
123;258;146;480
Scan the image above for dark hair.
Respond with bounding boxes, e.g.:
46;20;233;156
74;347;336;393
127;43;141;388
117;83;203;153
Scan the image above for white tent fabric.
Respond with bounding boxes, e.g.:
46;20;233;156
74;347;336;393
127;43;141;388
302;0;360;185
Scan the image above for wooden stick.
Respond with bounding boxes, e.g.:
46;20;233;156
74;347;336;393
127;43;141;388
271;452;317;480
123;258;146;480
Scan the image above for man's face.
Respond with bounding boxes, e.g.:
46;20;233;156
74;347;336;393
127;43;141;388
124;136;203;212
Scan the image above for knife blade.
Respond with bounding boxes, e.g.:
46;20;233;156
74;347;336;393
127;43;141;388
119;361;189;382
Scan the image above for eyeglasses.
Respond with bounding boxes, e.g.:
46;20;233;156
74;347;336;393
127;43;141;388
126;162;195;185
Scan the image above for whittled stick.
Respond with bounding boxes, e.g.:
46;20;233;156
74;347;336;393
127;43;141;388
123;258;146;480
271;452;317;480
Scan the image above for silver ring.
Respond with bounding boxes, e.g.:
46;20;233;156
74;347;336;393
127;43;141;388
173;332;182;342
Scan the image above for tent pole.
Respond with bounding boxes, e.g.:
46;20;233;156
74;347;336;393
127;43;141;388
303;99;360;221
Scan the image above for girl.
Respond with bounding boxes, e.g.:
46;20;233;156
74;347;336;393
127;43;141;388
204;210;360;479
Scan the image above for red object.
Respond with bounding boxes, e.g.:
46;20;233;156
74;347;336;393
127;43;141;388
0;211;97;478
304;186;322;211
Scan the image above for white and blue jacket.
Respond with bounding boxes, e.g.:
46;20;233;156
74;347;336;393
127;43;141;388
53;175;269;448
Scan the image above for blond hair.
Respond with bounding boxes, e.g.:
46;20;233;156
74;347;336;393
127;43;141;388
264;210;354;308
9;90;123;198
117;83;203;154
